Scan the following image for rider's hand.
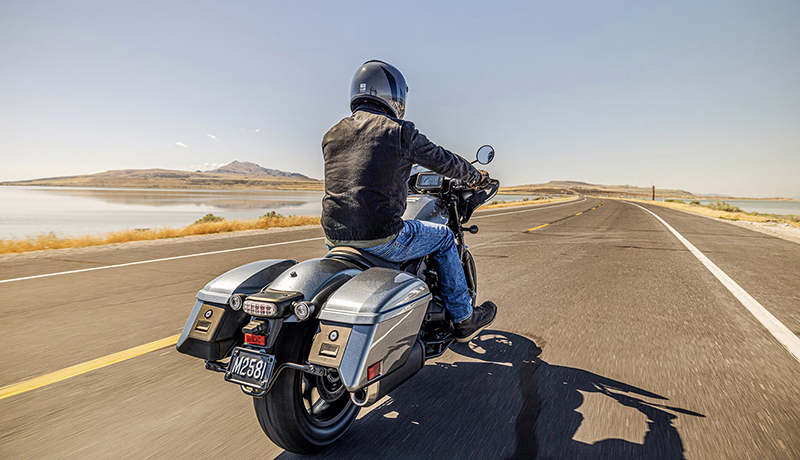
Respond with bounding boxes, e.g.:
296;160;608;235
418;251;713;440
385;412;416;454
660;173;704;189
472;169;491;189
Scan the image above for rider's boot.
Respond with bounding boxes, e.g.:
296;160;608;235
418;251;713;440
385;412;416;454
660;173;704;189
453;301;497;343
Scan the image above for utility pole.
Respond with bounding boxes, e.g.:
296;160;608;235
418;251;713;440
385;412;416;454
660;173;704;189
652;185;655;201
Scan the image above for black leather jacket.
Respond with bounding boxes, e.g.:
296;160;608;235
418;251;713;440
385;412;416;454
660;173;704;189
322;102;481;243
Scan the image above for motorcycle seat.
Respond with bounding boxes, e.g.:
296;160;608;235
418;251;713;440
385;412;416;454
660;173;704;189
324;246;401;271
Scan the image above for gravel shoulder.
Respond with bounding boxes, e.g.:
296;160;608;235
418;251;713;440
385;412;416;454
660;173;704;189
726;220;800;245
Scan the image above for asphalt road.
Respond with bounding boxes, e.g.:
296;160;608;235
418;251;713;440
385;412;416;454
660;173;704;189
1;197;799;459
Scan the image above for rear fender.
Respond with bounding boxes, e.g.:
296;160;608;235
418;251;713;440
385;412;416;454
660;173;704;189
265;258;362;305
259;258;362;323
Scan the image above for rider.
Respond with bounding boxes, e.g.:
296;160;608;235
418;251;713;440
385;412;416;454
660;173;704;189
321;60;497;343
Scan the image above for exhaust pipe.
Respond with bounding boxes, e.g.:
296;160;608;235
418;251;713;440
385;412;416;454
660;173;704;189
350;388;368;406
349;339;425;407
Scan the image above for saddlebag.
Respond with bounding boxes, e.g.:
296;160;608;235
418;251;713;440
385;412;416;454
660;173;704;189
177;259;296;361
307;267;430;393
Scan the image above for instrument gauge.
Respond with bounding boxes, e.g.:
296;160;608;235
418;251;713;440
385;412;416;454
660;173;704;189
415;172;443;190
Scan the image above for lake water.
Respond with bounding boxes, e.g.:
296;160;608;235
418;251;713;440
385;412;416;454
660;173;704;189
0;186;539;239
664;198;800;216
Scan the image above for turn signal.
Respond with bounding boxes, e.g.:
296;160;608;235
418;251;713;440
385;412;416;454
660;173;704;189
243;300;278;317
293;301;315;321
228;294;243;311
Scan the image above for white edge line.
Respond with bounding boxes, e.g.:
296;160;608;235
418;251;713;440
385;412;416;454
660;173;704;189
1;197;591;284
628;202;800;363
0;237;325;284
473;197;588;219
473;196;580;213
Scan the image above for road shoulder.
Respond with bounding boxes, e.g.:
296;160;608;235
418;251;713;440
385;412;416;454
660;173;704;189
612;198;800;245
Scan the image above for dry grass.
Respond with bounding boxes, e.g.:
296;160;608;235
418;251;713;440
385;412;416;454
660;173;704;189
0;196;575;255
482;196;576;209
603;196;800;228
0;214;320;255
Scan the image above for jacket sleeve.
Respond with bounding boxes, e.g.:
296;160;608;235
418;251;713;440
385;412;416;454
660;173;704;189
402;121;482;184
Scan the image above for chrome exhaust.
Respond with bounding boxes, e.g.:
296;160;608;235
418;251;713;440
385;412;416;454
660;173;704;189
350;388;369;406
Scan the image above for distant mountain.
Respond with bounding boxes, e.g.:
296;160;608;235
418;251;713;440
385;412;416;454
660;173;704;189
1;161;321;191
534;180;597;188
695;193;733;198
209;160;311;179
501;180;695;198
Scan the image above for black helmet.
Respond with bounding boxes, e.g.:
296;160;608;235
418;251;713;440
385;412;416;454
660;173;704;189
350;60;408;119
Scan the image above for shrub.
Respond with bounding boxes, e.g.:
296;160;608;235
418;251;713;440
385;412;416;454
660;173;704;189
706;200;742;213
665;199;685;204
260;211;284;219
193;213;225;224
689;200;700;205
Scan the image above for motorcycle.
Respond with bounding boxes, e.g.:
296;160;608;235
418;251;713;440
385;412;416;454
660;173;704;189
176;145;499;454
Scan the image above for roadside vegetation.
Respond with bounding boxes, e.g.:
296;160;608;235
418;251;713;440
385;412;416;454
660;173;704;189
0;212;320;255
609;197;800;227
193;213;226;224
1;197;579;255
483;195;575;209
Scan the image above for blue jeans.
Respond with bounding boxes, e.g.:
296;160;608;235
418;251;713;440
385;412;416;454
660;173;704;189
363;220;473;323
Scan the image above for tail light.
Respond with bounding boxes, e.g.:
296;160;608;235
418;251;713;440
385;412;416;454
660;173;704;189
243;300;278;317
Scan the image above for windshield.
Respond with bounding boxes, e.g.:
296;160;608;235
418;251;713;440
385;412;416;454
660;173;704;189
410;165;430;176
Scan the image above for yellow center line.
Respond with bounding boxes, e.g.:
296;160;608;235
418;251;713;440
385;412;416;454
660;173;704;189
526;200;604;232
0;334;180;401
526;223;550;232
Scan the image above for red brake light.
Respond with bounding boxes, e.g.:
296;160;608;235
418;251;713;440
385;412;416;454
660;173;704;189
244;333;266;346
367;362;381;381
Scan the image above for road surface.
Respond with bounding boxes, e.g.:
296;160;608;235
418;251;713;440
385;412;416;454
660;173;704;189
1;197;798;459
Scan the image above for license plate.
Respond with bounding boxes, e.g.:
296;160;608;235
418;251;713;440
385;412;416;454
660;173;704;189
224;348;276;390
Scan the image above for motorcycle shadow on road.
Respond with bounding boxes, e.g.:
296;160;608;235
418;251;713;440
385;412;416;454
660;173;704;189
277;330;704;460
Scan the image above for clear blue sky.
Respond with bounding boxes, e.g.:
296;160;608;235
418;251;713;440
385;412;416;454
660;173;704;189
1;0;798;197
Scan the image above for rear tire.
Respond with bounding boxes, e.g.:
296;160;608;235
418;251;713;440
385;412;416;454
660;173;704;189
253;322;359;454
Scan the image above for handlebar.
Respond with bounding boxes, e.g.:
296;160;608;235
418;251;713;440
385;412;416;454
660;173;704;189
409;170;500;208
450;177;499;198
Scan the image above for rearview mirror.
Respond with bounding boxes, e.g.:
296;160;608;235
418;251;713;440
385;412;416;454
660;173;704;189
476;145;495;165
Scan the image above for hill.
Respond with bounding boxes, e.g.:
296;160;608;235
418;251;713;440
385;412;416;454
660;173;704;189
500;180;694;198
1;161;322;191
209;160;312;179
4;163;701;198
